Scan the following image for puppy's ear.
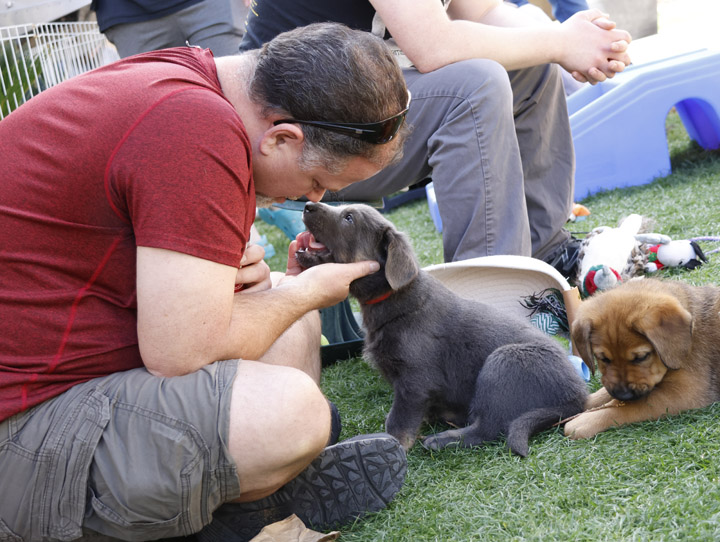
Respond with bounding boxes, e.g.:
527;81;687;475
383;228;419;290
571;316;596;375
634;296;693;369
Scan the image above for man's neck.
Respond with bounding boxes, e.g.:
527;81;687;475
214;55;266;141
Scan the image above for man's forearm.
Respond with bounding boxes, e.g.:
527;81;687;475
223;281;320;363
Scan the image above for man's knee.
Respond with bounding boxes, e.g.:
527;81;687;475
253;366;330;467
447;59;512;98
259;309;322;382
228;363;331;500
426;59;513;119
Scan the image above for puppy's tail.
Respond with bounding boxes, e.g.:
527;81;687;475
506;407;572;457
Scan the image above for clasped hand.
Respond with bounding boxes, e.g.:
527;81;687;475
561;8;632;85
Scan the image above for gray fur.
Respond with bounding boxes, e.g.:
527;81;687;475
296;202;587;456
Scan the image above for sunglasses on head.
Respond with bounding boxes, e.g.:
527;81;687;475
273;91;411;144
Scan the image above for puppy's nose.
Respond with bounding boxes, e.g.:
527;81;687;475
609;386;637;402
303;202;319;215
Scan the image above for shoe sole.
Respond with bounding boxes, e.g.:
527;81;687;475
281;433;407;530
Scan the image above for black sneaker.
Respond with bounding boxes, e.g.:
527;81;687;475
197;433;407;542
328;400;342;445
543;235;582;281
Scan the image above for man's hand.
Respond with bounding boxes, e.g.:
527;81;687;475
559;9;631;84
235;243;272;293
281;238;380;308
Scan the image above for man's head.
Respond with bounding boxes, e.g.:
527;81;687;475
247;22;409;192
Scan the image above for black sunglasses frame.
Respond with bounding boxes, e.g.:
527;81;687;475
273;92;411;144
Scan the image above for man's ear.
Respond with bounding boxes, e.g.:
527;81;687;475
258;123;305;156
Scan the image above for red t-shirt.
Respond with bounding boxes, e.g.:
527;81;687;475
0;47;255;422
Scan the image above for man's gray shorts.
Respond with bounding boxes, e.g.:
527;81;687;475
0;360;241;541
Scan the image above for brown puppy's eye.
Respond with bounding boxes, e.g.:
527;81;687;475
596;354;611;365
344;213;354;224
632;352;651;364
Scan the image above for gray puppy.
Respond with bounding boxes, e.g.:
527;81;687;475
296;202;587;456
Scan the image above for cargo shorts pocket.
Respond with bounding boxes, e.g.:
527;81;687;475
0;388;110;542
84;403;211;541
0;518;22;542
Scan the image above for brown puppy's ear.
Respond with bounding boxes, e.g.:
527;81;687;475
383;229;419;290
634;296;693;369
571;317;596;375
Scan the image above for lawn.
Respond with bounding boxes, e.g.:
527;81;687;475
255;110;720;541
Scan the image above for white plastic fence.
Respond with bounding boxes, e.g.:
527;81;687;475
1;21;118;119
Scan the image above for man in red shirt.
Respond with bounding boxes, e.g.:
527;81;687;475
0;23;409;541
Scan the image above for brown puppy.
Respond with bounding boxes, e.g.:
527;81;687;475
565;278;720;439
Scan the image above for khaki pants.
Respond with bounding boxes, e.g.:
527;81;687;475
105;0;249;58
333;61;574;263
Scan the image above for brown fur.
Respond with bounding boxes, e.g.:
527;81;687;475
565;278;720;439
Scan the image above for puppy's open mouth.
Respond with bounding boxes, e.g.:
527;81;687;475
295;231;332;259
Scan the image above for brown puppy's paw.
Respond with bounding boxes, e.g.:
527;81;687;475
564;409;617;439
584;387;613;409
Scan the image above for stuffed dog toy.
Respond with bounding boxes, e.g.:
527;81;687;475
566;278;720;439
295;202;587;456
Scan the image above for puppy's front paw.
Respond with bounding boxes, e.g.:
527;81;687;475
564;410;613;439
421;429;464;451
584;387;613;409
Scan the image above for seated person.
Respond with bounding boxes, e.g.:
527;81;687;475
240;0;632;280
0;23;410;541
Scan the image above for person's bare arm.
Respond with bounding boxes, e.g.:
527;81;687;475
136;245;378;377
371;0;630;83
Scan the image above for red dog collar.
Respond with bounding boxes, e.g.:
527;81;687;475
364;291;393;305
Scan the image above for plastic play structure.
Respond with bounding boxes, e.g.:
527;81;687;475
567;47;720;200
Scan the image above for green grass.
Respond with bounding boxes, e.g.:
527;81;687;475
255;111;720;541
